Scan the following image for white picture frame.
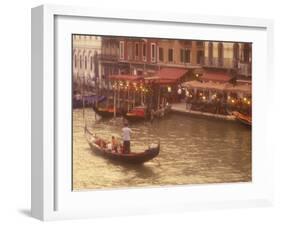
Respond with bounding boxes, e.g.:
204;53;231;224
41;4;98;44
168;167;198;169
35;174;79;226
31;4;274;221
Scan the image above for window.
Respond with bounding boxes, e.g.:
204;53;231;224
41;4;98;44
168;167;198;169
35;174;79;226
197;50;204;64
85;56;87;69
135;43;139;58
119;41;124;60
90;56;93;70
79;55;82;69
208;42;213;65
180;49;190;63
151;43;156;62
168;48;174;62
74;54;77;68
158;47;164;62
243;43;251;63
233;43;239;68
142;43;146;61
128;42;133;60
218;43;223;66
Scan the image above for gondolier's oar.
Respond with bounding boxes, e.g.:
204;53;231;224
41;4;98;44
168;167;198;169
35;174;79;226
84;125;93;136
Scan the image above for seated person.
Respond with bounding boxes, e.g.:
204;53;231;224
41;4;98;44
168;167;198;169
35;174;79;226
106;136;119;152
111;136;118;152
106;142;112;151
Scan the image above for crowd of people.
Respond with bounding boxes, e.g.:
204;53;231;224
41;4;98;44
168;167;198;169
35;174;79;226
176;86;251;116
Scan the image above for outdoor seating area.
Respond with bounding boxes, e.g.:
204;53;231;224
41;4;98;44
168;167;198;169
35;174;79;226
182;80;252;116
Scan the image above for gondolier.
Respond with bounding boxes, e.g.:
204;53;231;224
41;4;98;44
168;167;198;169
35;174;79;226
122;122;132;154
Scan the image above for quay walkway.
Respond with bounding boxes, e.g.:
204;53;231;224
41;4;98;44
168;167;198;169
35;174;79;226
171;102;235;121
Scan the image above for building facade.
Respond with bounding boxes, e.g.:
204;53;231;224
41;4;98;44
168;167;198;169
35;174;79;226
72;35;252;94
72;35;102;82
100;37;119;78
100;37;206;78
203;41;252;80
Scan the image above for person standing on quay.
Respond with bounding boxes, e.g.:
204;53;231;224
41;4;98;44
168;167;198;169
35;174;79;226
122;122;132;154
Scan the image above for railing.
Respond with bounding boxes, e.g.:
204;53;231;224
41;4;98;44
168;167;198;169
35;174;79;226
203;57;234;68
238;62;252;76
197;57;205;65
100;54;118;61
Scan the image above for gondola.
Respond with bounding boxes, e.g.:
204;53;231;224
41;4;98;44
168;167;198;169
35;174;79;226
232;111;252;127
85;126;160;164
124;105;172;122
92;105;123;118
124;106;147;122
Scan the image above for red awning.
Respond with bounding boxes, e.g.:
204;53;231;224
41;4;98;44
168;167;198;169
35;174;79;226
200;71;234;83
154;68;188;84
109;74;144;81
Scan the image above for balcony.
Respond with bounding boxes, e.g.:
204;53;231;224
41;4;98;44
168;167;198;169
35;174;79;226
238;62;251;76
100;54;118;61
203;57;234;69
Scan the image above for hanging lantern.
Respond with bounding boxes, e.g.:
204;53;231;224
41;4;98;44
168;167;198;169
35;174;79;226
167;86;172;93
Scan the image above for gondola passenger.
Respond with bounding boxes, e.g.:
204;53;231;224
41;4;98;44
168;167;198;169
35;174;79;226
111;136;118;153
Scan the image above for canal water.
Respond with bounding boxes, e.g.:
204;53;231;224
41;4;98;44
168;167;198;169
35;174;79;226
72;108;251;190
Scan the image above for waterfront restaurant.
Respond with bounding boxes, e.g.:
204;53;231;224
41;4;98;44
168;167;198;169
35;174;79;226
108;74;146;111
145;67;189;104
182;70;251;115
104;67;189;112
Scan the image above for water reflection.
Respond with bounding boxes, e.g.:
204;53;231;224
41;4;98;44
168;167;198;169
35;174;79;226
73;108;251;190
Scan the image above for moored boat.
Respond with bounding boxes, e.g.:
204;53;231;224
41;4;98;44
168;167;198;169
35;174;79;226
124;106;147;122
73;95;106;109
124;105;172;122
92;105;123;118
85;127;160;164
232;111;252;127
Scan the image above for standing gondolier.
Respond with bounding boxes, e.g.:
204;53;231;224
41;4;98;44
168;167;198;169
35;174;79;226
122;122;132;154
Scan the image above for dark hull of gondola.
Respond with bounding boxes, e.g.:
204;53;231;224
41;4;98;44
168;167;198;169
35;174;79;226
232;111;252;127
85;127;160;164
123;114;146;122
92;105;122;118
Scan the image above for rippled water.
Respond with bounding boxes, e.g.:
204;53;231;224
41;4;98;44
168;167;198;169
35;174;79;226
72;108;251;190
